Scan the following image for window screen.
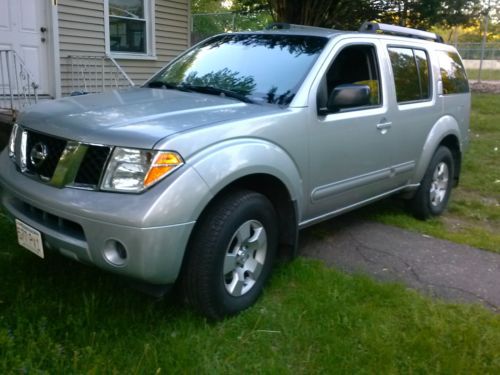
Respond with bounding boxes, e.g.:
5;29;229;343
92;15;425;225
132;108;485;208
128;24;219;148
109;0;147;53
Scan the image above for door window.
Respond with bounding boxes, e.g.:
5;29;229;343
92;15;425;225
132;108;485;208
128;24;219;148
322;44;382;110
388;47;431;103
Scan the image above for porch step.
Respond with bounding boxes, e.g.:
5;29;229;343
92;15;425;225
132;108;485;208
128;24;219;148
0;108;15;124
0;114;13;152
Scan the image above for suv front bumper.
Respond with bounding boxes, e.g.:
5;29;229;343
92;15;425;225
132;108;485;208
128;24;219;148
0;152;209;284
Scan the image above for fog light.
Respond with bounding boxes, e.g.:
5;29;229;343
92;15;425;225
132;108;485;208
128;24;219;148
103;239;128;266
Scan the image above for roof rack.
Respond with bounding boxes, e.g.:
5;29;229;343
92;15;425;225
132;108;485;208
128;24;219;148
359;22;444;43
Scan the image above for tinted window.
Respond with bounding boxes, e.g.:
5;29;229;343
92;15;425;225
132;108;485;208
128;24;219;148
324;44;382;108
415;49;430;99
148;34;328;106
388;47;430;103
437;51;469;94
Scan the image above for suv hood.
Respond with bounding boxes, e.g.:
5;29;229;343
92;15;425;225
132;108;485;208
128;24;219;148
18;88;281;149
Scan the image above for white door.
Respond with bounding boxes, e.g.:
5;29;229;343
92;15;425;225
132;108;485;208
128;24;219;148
0;0;50;95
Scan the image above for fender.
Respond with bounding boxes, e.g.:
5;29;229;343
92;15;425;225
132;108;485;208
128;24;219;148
411;115;462;185
188;138;304;220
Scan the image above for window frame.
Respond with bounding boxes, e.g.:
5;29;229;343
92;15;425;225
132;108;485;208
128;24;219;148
104;0;157;60
387;45;432;105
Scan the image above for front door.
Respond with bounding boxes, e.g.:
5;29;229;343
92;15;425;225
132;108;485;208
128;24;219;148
306;40;411;220
0;0;50;95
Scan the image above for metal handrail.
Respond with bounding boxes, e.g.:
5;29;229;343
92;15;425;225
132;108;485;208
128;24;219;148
0;49;39;113
67;55;135;95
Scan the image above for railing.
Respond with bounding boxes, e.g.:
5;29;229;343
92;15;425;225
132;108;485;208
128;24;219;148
0;50;39;113
67;55;135;95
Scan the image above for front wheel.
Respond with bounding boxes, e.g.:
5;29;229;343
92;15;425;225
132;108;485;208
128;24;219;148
408;146;455;220
182;190;278;320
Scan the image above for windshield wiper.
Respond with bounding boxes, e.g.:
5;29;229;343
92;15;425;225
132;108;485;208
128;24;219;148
180;84;256;104
146;81;190;92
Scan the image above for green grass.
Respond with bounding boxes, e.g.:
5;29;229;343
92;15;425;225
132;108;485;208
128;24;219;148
466;69;500;81
0;215;499;373
357;93;500;253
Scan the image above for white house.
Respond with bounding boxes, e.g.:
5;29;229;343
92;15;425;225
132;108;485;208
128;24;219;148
0;0;190;117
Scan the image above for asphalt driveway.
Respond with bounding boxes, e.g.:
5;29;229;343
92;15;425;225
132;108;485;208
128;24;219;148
299;216;500;312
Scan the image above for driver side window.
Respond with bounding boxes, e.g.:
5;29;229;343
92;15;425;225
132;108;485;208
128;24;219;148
320;44;382;111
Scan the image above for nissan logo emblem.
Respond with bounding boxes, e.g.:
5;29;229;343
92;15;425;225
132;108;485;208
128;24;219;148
30;142;49;168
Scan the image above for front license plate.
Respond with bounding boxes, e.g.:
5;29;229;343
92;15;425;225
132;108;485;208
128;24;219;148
15;219;44;259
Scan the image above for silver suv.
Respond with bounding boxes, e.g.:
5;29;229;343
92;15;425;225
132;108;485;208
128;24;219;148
0;23;470;319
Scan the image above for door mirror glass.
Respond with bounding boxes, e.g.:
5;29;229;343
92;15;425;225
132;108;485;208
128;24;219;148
327;84;371;112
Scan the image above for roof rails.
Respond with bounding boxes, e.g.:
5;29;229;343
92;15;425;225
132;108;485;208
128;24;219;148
264;22;334;33
359;22;444;43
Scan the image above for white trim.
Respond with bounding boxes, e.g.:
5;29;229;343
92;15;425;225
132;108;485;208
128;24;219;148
104;0;156;59
49;2;61;98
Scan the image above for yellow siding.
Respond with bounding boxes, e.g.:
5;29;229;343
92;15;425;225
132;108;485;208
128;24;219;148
58;0;190;95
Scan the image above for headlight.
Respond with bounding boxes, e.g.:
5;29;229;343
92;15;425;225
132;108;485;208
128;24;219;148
8;123;19;159
101;148;183;193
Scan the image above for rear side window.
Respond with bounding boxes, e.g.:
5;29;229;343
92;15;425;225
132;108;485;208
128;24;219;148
437;51;469;94
388;47;431;103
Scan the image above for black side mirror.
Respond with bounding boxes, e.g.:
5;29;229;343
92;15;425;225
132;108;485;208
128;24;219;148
326;84;371;113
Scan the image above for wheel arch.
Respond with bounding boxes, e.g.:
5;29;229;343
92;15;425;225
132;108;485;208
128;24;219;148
188;173;299;264
412;115;463;187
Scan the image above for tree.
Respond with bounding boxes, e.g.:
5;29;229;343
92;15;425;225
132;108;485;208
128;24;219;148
235;0;379;29
233;0;483;30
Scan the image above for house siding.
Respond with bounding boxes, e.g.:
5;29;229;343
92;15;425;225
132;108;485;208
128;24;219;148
57;0;189;95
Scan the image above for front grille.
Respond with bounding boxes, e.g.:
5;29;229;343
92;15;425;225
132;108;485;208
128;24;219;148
19;127;112;190
75;145;111;187
25;130;67;180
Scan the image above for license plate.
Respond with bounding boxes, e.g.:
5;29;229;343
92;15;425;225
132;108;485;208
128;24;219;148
15;219;44;259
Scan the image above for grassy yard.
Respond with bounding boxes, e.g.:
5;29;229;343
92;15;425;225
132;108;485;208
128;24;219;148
1;94;499;373
0;219;499;373
357;93;500;253
466;69;500;81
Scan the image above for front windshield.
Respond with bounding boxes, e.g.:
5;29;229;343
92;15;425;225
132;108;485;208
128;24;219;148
147;33;328;105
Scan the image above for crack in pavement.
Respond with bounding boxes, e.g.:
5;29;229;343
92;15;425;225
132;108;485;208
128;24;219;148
299;219;500;312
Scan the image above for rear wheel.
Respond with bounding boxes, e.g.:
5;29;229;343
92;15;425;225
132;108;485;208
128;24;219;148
182;190;278;320
409;146;454;220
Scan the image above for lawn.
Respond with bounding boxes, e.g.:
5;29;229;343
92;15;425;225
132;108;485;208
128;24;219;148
466;69;500;81
357;93;500;253
0;220;499;373
1;94;500;373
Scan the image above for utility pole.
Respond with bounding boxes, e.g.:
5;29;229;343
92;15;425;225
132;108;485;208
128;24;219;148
478;0;491;83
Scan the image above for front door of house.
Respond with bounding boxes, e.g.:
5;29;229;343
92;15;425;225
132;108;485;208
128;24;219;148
0;0;50;95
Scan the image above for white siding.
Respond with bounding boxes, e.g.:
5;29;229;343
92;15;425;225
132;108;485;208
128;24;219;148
58;0;190;95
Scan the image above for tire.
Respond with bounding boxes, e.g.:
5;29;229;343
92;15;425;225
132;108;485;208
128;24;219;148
409;146;454;220
182;190;278;320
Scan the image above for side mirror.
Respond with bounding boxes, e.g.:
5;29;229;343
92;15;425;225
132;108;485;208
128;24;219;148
325;84;371;113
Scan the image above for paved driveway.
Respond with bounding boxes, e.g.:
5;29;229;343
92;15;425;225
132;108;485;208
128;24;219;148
299;216;500;312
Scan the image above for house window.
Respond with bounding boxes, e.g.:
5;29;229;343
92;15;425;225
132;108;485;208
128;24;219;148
107;0;155;58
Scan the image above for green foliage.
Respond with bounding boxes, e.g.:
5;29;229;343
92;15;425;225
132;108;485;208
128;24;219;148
193;0;486;33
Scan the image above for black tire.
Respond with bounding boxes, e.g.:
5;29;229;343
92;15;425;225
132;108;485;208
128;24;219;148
408;146;454;220
182;190;278;320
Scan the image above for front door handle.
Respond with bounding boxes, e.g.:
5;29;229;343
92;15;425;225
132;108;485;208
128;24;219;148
376;121;392;134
